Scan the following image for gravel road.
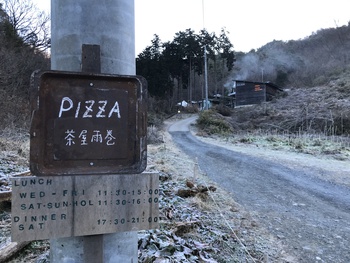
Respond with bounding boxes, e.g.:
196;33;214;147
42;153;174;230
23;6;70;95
169;116;350;263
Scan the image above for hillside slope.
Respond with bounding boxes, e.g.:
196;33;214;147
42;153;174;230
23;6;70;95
230;83;350;135
230;23;350;88
197;72;350;161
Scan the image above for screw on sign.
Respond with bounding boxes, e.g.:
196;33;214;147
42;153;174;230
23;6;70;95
29;70;148;176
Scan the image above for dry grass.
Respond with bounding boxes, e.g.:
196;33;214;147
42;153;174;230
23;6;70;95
0;129;30;167
226;84;350;136
146;131;288;262
226;130;350;161
195;75;350;162
196;110;232;135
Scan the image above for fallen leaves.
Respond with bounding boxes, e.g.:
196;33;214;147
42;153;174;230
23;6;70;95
177;181;217;198
138;175;234;262
139;136;288;262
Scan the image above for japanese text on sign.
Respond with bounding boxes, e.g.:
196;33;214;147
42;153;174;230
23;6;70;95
64;129;116;146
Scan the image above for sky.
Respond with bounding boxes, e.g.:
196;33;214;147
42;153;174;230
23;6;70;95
34;0;350;55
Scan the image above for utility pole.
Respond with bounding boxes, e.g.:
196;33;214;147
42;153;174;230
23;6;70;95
50;1;137;262
202;0;209;110
204;46;209;110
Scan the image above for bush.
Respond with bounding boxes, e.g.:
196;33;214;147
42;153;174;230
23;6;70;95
181;104;199;114
215;104;232;116
148;112;165;128
196;110;232;135
147;126;164;145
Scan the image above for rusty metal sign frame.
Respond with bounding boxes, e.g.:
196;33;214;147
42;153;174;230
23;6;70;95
30;70;147;176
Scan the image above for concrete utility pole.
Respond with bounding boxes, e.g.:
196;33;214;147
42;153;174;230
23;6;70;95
202;0;209;110
50;1;137;262
203;45;209;110
51;0;135;75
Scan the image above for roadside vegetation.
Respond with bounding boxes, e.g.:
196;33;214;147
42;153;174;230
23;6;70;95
196;109;232;135
195;81;350;161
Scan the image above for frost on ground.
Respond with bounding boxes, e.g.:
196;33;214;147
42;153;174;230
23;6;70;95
2;113;349;262
193;126;350;188
141;130;292;262
0;127;291;263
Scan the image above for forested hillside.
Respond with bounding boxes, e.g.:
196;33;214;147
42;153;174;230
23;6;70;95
231;22;350;88
219;23;350;136
0;0;50;131
138;22;350;118
136;29;235;113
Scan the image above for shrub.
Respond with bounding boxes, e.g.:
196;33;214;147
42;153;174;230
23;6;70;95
196;110;232;135
147;126;164;145
215;104;232;117
148;112;165;128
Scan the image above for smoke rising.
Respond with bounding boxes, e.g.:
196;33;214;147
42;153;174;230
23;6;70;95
227;41;305;87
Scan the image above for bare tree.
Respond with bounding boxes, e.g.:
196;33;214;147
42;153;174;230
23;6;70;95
0;1;50;130
1;0;50;50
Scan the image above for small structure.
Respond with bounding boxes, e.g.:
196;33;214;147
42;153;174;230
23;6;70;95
177;100;188;107
231;80;283;107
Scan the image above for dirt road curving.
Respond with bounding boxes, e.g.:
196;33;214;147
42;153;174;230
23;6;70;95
169;116;350;263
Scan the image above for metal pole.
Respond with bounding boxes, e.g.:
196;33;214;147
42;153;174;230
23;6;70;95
204;45;209;110
50;1;137;262
202;0;209;110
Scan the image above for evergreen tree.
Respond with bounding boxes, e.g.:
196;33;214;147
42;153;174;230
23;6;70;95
136;28;235;105
136;35;173;98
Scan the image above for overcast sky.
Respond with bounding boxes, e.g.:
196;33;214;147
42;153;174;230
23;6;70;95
34;0;350;55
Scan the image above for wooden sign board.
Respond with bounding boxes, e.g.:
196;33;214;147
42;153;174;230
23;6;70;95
30;71;147;176
11;173;159;242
